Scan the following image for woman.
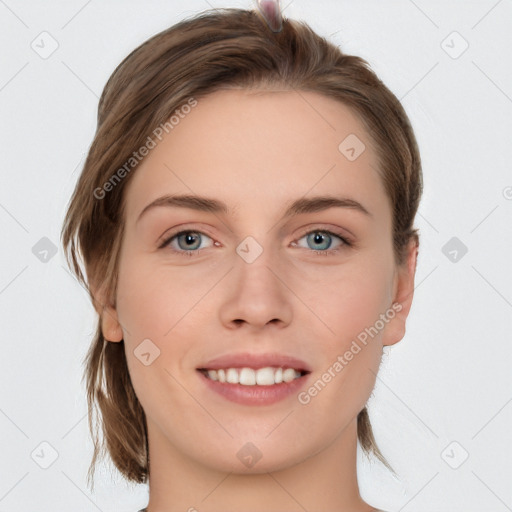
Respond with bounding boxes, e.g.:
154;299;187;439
61;4;422;511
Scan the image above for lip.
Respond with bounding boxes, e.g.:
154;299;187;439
196;352;312;406
197;369;311;406
197;352;312;373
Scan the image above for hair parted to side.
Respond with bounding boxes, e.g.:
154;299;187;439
61;7;422;489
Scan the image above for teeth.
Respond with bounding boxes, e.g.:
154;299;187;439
202;367;303;386
240;367;256;385
255;367;274;385
226;368;238;384
282;368;297;383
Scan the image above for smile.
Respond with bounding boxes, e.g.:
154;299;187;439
198;366;308;386
196;367;311;406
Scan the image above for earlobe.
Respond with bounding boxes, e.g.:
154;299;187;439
90;282;123;343
101;307;124;342
382;238;419;347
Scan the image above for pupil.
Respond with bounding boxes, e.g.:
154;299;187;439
180;232;200;250
311;232;330;250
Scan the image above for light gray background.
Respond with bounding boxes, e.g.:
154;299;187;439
1;1;511;511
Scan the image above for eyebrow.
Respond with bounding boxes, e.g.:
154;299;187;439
136;194;372;223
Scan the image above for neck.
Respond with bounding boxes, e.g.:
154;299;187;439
144;417;374;512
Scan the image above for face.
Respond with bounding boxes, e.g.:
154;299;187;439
100;88;415;474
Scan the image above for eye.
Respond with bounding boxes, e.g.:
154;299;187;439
159;227;352;257
292;228;351;255
159;230;215;257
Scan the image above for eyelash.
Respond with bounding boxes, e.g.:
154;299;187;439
158;227;352;258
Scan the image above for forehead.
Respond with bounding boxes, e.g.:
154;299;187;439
123;88;388;224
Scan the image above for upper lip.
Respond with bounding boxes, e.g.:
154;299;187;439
197;352;312;373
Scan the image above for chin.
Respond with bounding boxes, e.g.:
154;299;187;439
192;436;317;475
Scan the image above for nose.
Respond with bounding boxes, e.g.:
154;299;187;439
218;245;293;333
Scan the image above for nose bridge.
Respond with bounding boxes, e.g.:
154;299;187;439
235;231;284;298
219;231;293;329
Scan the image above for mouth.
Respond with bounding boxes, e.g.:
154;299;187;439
197;366;310;386
196;352;312;405
196;357;312;405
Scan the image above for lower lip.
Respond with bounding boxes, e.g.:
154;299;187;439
197;370;310;406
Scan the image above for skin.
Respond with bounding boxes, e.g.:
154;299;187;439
95;88;417;512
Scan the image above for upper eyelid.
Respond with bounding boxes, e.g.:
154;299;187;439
295;226;350;241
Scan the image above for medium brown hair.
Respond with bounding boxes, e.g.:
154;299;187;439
61;6;422;489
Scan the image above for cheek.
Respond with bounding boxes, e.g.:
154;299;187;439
297;260;394;347
114;255;216;390
115;254;208;340
115;262;196;417
295;265;390;418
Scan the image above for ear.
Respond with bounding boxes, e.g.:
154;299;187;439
90;281;123;343
382;237;419;347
